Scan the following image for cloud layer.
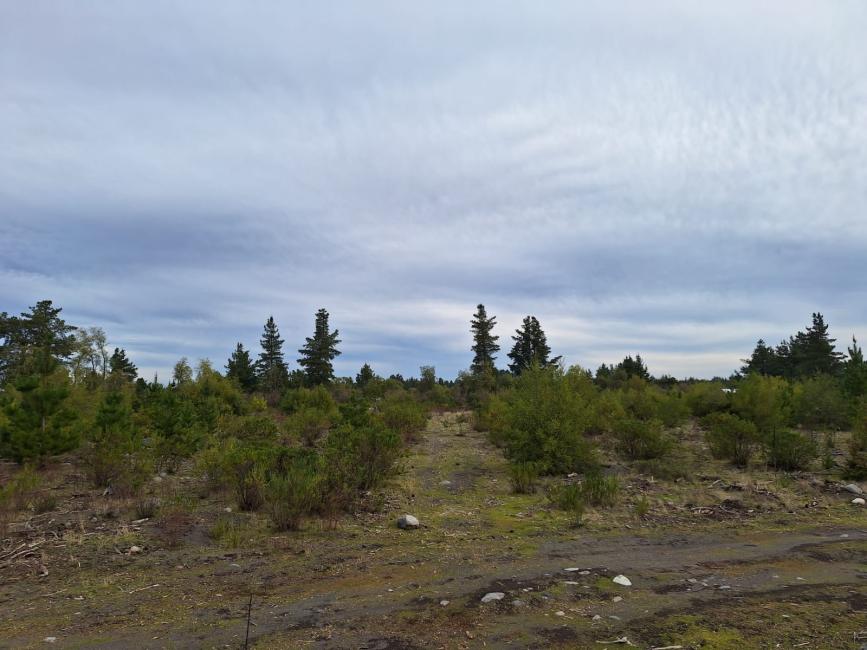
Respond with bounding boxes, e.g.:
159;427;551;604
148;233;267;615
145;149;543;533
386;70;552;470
2;1;866;379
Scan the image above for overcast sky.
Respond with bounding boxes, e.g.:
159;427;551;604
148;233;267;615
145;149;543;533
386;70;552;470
2;1;866;381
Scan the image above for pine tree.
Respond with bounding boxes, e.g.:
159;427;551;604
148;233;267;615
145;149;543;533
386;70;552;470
356;363;375;388
0;352;78;462
109;347;138;382
257;316;289;393
507;316;560;375
297;309;341;386
470;304;499;375
843;337;867;398
0;300;76;385
226;343;257;392
741;339;777;376
618;354;650;380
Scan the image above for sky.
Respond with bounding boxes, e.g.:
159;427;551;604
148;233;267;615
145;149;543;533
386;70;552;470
2;1;866;381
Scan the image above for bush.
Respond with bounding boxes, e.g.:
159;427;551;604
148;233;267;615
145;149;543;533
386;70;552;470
791;374;848;432
546;484;585;527
496;366;597;474
844;399;867;480
614;418;671;460
323;423;402;493
635;496;650;518
764;429;817;471
702;412;759;467
684;381;730;417
266;457;320;531
580;472;619;507
134;497;159;519
376;394;427;442
287;406;334;447
209;514;246;548
508;461;540;494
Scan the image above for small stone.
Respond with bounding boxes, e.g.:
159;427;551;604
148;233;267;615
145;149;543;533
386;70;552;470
843;483;863;495
44;638;57;644
612;596;623;602
153;475;162;483
129;545;142;554
718;585;731;590
481;592;505;603
224;507;232;513
440;480;452;486
511;599;525;607
579;570;591;575
440;600;450;606
564;567;581;572
852;497;866;506
555;610;565;616
592;614;602;621
612;574;632;587
397;514;420;529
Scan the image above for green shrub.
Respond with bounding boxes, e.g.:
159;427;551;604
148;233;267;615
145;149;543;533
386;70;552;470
702;412;758;467
635;496;650;518
287;406;334;447
580;472;619;507
791;374;848;432
376;394;427;442
845;399;867;479
546;484;585;527
497;366;597;474
684;381;730;417
323;423;402;493
764;429;817;471
614;418;671;460
508;461;540;494
266;457;320;531
209;514;246;548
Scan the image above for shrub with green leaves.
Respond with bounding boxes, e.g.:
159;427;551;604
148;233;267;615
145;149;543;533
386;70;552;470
508;461;540;494
702;412;758;467
376;393;427;442
764;429;817;471
614;418;671;460
546;483;585;527
845;398;867;479
495;366;597;474
580;472;619;507
266;456;320;531
684;381;731;417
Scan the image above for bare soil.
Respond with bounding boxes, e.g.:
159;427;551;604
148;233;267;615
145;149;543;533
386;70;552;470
1;413;865;649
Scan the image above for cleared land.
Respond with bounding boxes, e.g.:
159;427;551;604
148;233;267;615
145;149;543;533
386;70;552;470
1;412;866;649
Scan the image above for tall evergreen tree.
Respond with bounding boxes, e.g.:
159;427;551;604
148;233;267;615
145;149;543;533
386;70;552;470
843;337;867;398
741;339;777;376
470;304;499;375
355;363;375;388
226;342;257;392
507;315;560;374
257;316;289;393
109;347;138;382
297;308;341;386
0;300;76;385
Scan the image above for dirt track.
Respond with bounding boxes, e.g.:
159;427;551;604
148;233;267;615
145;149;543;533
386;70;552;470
2;413;866;648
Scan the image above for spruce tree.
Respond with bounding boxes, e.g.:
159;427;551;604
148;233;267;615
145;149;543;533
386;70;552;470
741;339;777;376
226;342;257;392
356;363;375;388
257;316;289;393
109;347;138;382
508;316;560;375
0;300;76;385
470;304;499;375
843;337;867;398
297;309;341;386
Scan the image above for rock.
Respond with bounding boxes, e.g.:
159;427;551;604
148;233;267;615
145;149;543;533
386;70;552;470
440;600;450;606
129;545;142;554
592;614;602;621
612;596;623;602
852;498;866;506
843;483;863;495
397;514;420;529
612;574;632;587
44;638;57;644
511;599;525;607
440;480;452;486
153;475;163;483
481;592;505;603
555;610;565;616
564;567;581;572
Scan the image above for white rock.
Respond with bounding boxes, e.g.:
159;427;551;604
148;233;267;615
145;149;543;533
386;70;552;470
852;497;866;506
440;599;450;606
612;574;632;587
564;567;581;572
481;592;505;603
843;483;863;495
612;596;623;602
397;514;420;529
511;599;525;607
592;614;602;621
129;545;142;554
555;610;565;616
44;638;57;644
